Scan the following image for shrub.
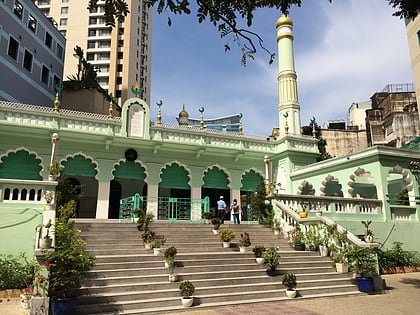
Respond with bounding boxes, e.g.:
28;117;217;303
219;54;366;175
263;247;280;271
219;229;235;242
282;273;297;290
252;245;265;258
0;253;35;290
179;280;195;298
239;232;251;247
211;217;221;230
164;246;177;263
201;212;213;220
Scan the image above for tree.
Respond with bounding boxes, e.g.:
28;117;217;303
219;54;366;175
302;118;332;162
88;0;418;64
250;182;274;224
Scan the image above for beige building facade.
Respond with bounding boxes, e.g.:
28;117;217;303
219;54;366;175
34;0;152;105
406;16;420;122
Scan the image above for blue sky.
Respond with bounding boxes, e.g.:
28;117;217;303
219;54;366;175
150;0;413;136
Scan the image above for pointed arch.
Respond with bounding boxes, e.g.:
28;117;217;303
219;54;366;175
387;164;413;205
112;159;148;181
159;162;190;189
347;167;377;199
202;165;230;189
297;180;315;195
241;169;264;191
320;175;343;197
62;152;98;179
0;148;43;180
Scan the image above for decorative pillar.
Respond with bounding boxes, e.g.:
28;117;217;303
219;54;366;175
276;15;301;136
96;182;111;219
264;155;271;195
49;133;59;170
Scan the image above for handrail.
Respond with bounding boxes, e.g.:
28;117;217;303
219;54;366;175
276;200;379;248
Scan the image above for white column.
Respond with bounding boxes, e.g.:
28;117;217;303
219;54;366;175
96;181;110;219
147;184;159;218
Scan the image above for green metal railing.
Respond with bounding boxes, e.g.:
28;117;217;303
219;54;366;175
119;194;210;222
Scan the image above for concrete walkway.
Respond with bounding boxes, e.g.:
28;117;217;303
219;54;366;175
1;272;419;315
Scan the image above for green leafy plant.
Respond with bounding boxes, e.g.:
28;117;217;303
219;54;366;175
141;230;155;244
179;280;195;298
263;247;280;271
201;212;213;220
250;182;273;224
44;201;95;297
347;246;378;277
252;245;265;258
47;161;63;176
282;273;297;290
361;220;373;238
219;228;235;242
238;232;251;247
211;217;221;230
163;246;177;264
376;242;420;270
153;238;166;248
289;226;304;246
0;253;35;290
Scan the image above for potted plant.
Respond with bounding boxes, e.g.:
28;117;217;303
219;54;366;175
252;245;265;264
348;246;378;293
39;220;53;249
219;228;235;248
263;247;280;275
238;232;251;253
152;238;166;255
47;161;63;181
289;226;304;251
179;280;195;307
141;230;155;249
201;211;213;224
282;273;297;298
168;264;177;282
299;201;309;218
303;225;321;251
271;219;282;235
318;226;330;257
362;220;374;243
44;200;95;315
211;217;221;234
163;246;177;268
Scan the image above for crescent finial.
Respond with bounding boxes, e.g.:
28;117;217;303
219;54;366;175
283;112;288;118
199;107;205;113
157;100;163;107
238;113;243;119
55;84;63;92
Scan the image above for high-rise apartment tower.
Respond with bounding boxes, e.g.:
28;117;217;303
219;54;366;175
34;0;152;105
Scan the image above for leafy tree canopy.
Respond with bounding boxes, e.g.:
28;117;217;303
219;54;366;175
89;0;419;64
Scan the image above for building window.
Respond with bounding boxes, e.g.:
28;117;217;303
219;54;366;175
98;29;110;36
88;29;96;37
118;39;124;47
53;75;60;90
117;64;123;72
28;15;37;32
23;50;33;71
115;90;122;98
89;17;97;25
117;52;123;59
118;27;124;35
97;40;110;48
60;6;68;14
98;52;109;60
56;44;64;60
7;37;19;61
87;41;95;48
97;77;108;85
116;77;122;84
98;17;106;24
45;32;52;48
62;0;69;2
60;30;67;37
86;53;94;61
96;64;109;72
41;65;49;85
14;0;23;19
59;18;67;26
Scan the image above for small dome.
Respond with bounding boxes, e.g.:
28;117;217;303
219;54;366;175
178;105;189;125
276;14;293;28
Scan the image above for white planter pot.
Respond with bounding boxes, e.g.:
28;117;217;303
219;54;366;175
274;230;280;235
144;243;152;250
285;289;297;298
239;246;247;253
255;257;265;265
181;297;193;307
336;263;349;273
222;241;230;248
168;274;178;282
30;296;49;315
206;219;211;224
153;248;161;255
212;229;218;235
39;238;52;249
319;245;329;257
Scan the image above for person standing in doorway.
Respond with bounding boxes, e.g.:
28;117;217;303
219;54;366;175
217;196;227;224
231;199;241;224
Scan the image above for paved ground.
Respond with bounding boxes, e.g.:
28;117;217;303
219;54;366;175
1;272;420;315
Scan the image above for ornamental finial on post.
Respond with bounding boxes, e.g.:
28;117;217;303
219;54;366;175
108;93;115;119
156;100;163;125
238;113;243;135
131;83;143;98
199;107;205;130
310;117;317;139
53;84;63;112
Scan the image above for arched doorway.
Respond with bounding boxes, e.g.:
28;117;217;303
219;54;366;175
202;166;230;219
240;170;264;221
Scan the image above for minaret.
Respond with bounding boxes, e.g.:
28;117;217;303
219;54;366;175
276;15;301;136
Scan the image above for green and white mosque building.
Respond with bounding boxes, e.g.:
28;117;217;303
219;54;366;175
1;15;419;256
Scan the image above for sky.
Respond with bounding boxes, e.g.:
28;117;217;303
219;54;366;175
150;0;413;136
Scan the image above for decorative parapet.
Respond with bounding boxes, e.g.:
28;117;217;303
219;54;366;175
275;199;380;248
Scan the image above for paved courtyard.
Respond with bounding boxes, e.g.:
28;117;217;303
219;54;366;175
1;272;419;315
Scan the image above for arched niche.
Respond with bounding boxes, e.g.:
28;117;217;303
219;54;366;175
320;175;343;197
348;167;378;199
297;180;315;195
0;148;42;180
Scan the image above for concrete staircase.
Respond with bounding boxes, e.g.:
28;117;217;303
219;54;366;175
73;219;360;314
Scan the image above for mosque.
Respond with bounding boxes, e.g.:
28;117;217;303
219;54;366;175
0;15;419;256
